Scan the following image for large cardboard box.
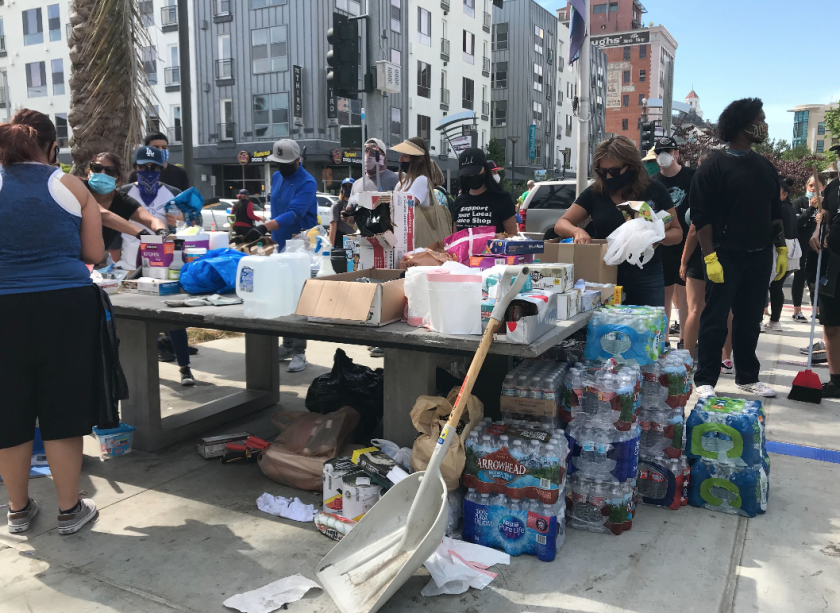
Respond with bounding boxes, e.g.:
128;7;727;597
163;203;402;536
295;268;406;326
540;239;617;284
496;290;559;344
122;278;181;296
355;192;416;268
140;241;174;280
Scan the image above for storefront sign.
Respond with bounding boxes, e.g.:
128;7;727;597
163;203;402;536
591;30;650;48
528;125;537;160
238;151;251;165
293;65;303;126
342;150;362;165
327;87;337;120
331;149;342;164
252;150;271;163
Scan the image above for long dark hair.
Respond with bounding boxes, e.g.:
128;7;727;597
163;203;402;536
398;137;433;190
591;135;650;199
92;151;126;187
482;161;506;195
0;109;57;166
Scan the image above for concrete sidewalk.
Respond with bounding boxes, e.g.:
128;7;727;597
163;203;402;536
2;327;839;613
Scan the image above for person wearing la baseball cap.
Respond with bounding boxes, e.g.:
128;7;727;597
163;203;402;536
245;138;317;373
451;147;518;234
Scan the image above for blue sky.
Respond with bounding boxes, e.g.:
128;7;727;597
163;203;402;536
539;0;840;143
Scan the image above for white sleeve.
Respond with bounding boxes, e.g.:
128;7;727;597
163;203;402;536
403;176;431;207
348;178;363;205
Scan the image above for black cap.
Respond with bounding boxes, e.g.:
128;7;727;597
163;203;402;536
458;147;487;177
654;136;679;153
238;189;249;196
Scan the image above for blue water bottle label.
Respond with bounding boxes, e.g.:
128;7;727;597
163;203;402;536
239;266;254;292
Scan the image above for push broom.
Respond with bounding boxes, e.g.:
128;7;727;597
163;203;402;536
789;166;824;404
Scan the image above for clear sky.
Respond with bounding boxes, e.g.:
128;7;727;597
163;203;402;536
539;0;840;142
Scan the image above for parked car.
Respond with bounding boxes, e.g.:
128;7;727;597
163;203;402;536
518;180;592;236
316;193;339;228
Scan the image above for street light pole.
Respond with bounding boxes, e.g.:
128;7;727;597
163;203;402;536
508;135;520;185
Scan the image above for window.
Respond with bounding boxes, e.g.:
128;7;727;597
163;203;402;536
463;30;475;64
463;0;474;18
533;139;541;166
534;25;544;55
390;107;401;144
336;0;361;15
565;114;573;133
533;63;543;92
26;61;47;97
390;0;401;33
567;82;572;97
593;3;607;13
639;69;646;82
639;44;647;59
492;61;507;88
623;70;630;84
817;140;825;153
417;61;431;98
462;77;474;109
623;46;630;60
253;93;289;139
818;122;826;135
141;46;157;85
337;97;361;125
492;99;507;127
171;106;182;142
492;23;508;50
417;114;431;141
51;58;64;95
218;34;231;59
55;113;68;147
145;105;161;133
140;0;154;27
622;118;629;130
390;48;401;66
622;94;629;107
47;4;60;41
250;0;287;9
609;2;619;11
22;9;43;45
639;94;645;106
417;7;431;46
220;99;233;140
252;26;288;74
533;101;543;126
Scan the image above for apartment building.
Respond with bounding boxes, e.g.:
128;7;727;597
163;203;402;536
0;0;182;165
789;103;838;153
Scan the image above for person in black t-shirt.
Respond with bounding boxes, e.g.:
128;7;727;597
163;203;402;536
652;135;695;345
452;148;518;234
127;132;190;191
554;135;682;307
791;175;827;321
690;98;786;399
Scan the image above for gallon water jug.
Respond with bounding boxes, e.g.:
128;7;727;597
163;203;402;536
428;273;482;335
270;251;310;301
236;255;295;318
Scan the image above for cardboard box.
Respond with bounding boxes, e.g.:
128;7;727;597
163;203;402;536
358;235;397;270
499;395;558;419
140;241;174;279
355;192;416;267
487;238;544;256
528;263;574;293
580;290;601;312
469;253;534;270
498;290;558;344
540;239;617;284
295;268;406;326
122;278;181;296
557;290;581;320
94;279;121;294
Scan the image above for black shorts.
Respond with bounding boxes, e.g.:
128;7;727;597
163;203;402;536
662;247;685;287
0;286;100;449
819;291;840;327
685;247;705;281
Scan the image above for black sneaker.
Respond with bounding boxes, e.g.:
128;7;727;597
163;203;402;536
158;347;176;363
677;340;684;350
792;312;808;322
822;381;840;398
189;346;199;355
180;366;196;386
669;322;680;334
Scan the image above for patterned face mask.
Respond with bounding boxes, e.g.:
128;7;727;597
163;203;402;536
745;121;768;144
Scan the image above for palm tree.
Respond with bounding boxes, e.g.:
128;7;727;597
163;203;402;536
67;0;156;173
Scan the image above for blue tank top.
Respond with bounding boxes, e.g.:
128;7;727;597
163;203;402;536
0;164;92;295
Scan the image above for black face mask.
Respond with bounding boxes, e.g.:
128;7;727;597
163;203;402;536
602;169;636;193
341;186;352;198
399;161;411;172
461;174;485;191
277;162;297;178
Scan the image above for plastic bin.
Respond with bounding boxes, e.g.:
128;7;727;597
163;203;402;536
92;424;136;457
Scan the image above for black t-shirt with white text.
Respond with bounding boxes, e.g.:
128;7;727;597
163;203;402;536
453;189;517;232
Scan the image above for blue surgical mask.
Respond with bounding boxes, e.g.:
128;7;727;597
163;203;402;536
88;173;117;194
160;148;170;164
137;169;161;197
806;191;816;199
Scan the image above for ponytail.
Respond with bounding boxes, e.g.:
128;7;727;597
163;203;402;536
0;108;58;166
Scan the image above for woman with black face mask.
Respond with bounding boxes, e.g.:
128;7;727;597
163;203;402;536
452;148;518;234
554;135;681;307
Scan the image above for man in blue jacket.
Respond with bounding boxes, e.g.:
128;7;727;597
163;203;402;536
246;139;317;372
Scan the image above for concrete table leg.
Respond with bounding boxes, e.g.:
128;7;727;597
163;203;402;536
245;333;280;402
118;318;163;452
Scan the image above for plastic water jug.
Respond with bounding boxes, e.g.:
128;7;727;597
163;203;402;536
270;251;310;301
236;255;295;318
427;273;482;335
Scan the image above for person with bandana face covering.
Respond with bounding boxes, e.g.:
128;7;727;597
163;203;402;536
127;132;190;192
554;135;681;307
690;98;786;399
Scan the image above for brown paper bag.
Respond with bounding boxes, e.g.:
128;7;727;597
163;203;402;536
409;388;483;490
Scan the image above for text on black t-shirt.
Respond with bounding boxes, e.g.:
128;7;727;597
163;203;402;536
453;189;517;232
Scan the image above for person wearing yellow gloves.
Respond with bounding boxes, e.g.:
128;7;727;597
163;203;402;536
690;98;786;399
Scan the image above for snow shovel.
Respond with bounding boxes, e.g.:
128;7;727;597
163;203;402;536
316;266;531;613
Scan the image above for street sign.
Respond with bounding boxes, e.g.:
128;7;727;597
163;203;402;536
591;30;650;48
449;135;472;156
327;86;337;119
238;151;251;165
342;150;363;165
528;125;537;159
293;65;303;126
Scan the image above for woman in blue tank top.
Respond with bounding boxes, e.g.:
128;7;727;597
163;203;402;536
0;109;105;536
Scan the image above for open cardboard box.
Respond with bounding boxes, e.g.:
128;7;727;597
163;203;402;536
540;238;617;284
296;268;406;326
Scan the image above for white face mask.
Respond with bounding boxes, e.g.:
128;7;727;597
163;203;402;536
493;173;501;183
656;152;674;168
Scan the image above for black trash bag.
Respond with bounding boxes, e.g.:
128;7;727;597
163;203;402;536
305;348;384;443
353;202;393;237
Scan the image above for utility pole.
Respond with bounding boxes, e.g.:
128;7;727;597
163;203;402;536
508;136;520;185
574;6;590;197
177;0;194;184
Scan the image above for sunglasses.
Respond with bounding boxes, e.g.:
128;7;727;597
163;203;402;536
90;162;120;177
595;164;628;179
136;163;160;172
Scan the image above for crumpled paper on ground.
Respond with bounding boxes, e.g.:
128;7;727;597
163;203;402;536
421;536;510;596
223;574;321;613
256;493;317;522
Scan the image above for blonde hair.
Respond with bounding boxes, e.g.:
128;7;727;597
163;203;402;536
429;159;445;187
591;135;650;199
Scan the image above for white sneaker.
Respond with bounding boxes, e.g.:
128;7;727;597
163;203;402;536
287;354;307;373
761;321;783;332
736;382;777;398
696;385;716;398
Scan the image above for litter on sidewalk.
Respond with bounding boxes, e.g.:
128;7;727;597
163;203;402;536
222;574;321;613
421;536;510;596
256;494;317;523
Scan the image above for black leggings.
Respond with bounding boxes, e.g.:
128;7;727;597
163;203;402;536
769;271;790;322
791;266;814;308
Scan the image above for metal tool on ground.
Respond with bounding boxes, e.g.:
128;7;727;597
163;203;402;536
790;166;825;404
315;267;530;613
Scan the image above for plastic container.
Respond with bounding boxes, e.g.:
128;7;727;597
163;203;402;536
184;247;206;264
270;250;310;303
317;249;337;277
331;248;348;274
404;267;448;328
427;273;482;335
236;255;297;318
207;231;230;251
92;424;136;457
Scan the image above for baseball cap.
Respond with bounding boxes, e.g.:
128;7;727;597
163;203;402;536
488;160;504;171
458;147;487;177
341;177;356;185
135;145;164;166
238;189;249;196
267;139;301;163
364;138;387;154
654;136;679;153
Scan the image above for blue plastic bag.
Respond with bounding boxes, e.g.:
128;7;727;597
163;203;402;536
168;187;205;226
179;248;246;294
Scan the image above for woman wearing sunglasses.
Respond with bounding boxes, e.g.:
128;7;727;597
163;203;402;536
86;152;167;263
554;135;682;307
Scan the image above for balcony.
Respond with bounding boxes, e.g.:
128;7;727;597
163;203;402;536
215;58;234;84
482;56;490;77
631;20;642;30
164;66;180;90
214;122;236;143
483;12;491;33
462;97;474;110
417;85;431;98
214;0;232;22
161;6;178;31
167;126;182;144
439;136;449;159
440;38;450;61
440;88;450;110
65;23;73;42
481;100;489;120
440;0;450;12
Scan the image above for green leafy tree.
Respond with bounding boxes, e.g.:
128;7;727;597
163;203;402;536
824;106;840;143
753;138;791;158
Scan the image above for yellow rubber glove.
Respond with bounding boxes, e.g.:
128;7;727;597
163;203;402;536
704;252;724;284
775;246;788;281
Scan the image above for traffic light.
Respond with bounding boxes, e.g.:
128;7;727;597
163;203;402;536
327;13;359;99
640;121;655;153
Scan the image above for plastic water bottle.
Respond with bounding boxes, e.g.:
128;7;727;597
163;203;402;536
482;434;495;455
502;373;517;397
466;488;480;506
499;435;510;450
516;374;530;398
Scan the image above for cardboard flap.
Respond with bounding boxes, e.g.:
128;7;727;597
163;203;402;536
296;278;378;321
